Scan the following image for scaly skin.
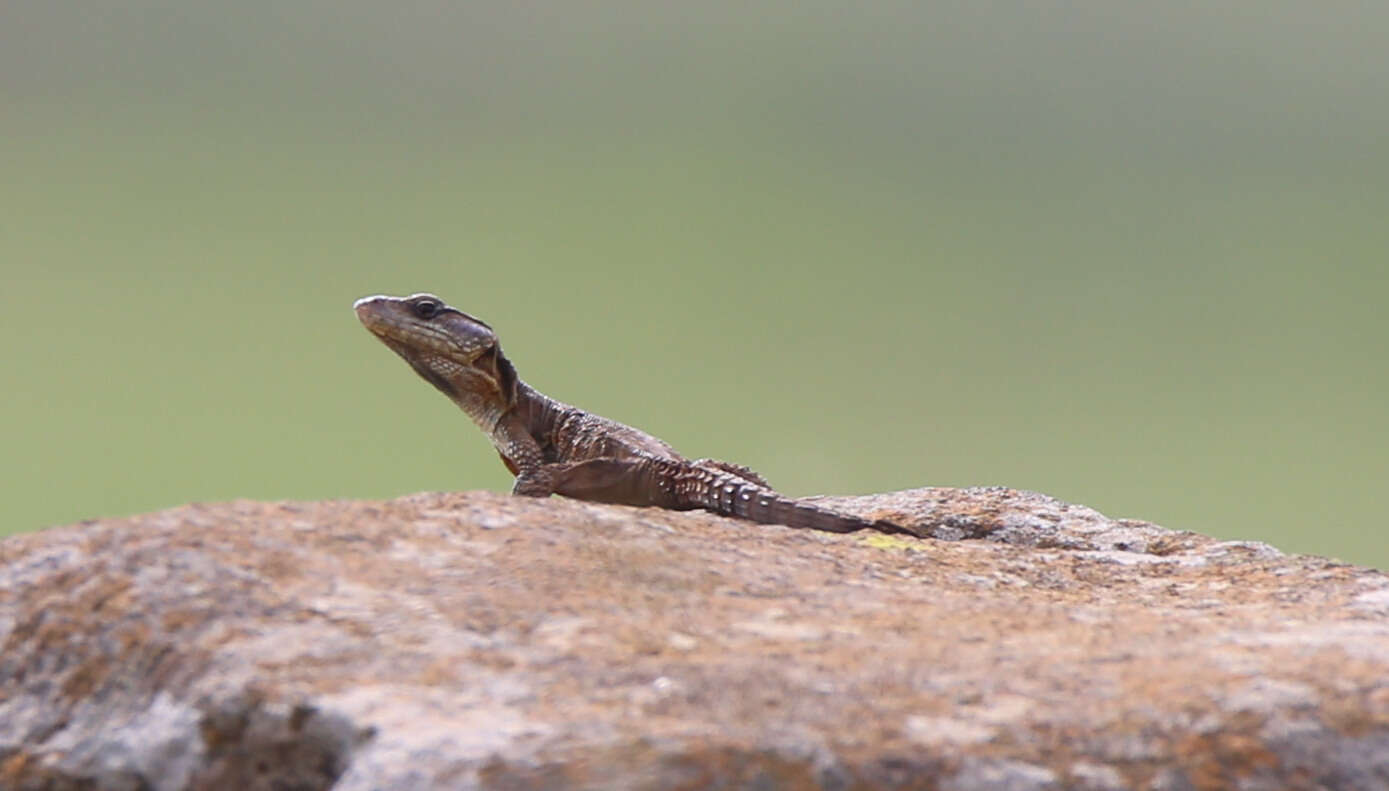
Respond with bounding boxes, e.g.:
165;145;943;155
354;293;906;534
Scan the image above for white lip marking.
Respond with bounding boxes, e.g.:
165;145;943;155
353;295;390;309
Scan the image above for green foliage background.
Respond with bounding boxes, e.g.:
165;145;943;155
3;3;1386;567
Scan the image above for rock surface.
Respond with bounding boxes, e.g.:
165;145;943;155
2;487;1388;790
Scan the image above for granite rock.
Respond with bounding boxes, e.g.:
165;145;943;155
2;488;1387;790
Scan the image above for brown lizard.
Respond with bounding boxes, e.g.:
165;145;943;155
354;293;906;534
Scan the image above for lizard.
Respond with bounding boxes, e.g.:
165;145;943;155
353;292;907;535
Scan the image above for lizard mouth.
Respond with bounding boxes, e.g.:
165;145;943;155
354;299;432;346
354;295;486;359
353;297;396;333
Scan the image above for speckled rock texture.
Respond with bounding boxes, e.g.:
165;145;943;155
2;487;1387;790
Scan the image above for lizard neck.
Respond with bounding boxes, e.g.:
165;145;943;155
449;382;512;437
512;380;570;441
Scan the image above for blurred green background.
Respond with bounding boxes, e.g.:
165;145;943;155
3;2;1385;566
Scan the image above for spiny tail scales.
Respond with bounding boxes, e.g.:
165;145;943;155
665;461;907;535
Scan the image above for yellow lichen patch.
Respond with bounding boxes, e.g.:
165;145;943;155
859;534;921;552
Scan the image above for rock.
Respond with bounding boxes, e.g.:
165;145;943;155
1;488;1387;790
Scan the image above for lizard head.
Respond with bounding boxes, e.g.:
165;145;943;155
354;293;518;407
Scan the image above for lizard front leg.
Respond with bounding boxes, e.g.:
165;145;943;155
495;408;659;505
511;467;557;497
492;414;558;497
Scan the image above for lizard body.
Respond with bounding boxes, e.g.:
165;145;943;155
354;293;905;534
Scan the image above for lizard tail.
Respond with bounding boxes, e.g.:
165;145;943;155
676;465;906;535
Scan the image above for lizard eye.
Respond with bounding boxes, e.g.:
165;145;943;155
412;299;441;319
